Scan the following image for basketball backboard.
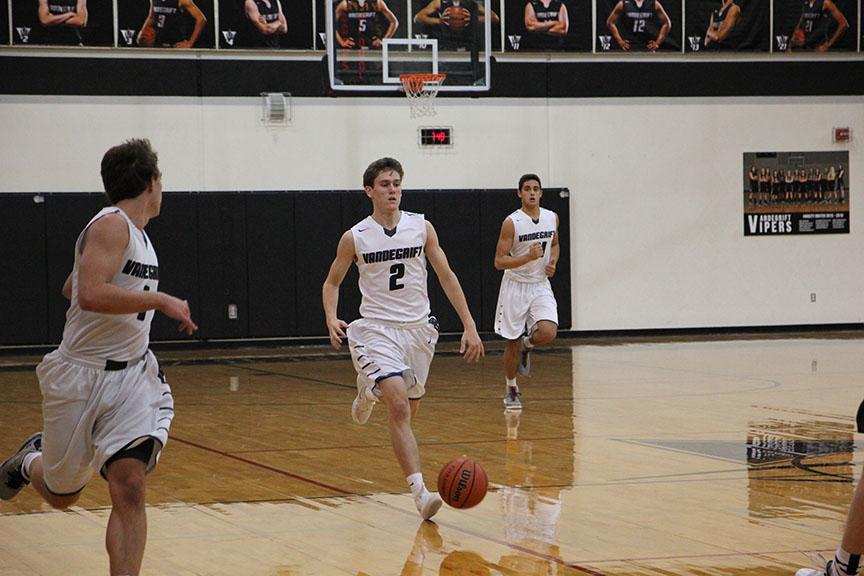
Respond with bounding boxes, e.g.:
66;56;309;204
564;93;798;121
325;0;492;92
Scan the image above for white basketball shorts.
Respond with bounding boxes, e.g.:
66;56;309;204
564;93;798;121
494;276;559;341
346;317;438;400
35;349;173;495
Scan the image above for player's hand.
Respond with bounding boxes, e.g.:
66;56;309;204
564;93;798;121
372;37;383;47
618;39;630;50
327;318;349;349
440;8;451;26
527;243;544;261
160;295;198;336
460;327;484;363
816;43;830;52
174;39;194;48
545;261;557;278
340;37;356;48
647;39;660;50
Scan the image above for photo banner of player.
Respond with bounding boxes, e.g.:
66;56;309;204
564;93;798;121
410;0;501;51
684;0;768;52
773;0;856;52
118;0;215;49
1;0;10;45
218;0;312;48
743;151;849;236
12;0;114;46
503;0;591;51
595;0;682;52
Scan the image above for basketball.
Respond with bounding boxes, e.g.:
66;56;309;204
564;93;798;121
444;6;469;29
138;25;156;47
791;28;805;47
437;458;488;509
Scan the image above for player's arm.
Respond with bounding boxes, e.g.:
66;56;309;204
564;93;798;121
322;230;355;349
245;0;273;33
175;0;207;48
424;222;484;363
377;0;399;41
77;214;197;334
62;273;73;300
524;2;553;33
710;3;739;43
275;0;288;33
137;2;156;44
334;0;356;47
546;214;560;278
64;0;88;27
414;0;442;26
493;218;542;270
646;0;670;50
38;0;76;26
478;5;499;24
605;1;629;50
818;0;848;51
548;2;568;35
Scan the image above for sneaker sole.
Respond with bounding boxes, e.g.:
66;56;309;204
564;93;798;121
421;496;443;520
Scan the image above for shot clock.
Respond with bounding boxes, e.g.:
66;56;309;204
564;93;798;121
418;127;453;148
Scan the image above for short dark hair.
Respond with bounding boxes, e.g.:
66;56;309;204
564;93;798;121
100;139;160;205
363;157;404;188
518;173;542;190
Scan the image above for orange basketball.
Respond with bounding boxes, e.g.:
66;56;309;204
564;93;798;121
444;6;469;29
791;28;805;47
138;25;156;47
438;458;488;509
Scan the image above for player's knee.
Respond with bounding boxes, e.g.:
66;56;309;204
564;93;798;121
106;463;147;508
386;396;412;423
534;322;557;344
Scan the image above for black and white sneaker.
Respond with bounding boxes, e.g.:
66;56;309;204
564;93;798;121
0;432;42;500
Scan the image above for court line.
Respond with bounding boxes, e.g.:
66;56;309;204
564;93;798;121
169;434;607;576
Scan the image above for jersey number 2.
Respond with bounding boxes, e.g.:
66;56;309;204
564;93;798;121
389;263;405;291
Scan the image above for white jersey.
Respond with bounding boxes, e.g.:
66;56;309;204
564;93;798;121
352;211;430;323
503;207;557;283
59;207;158;364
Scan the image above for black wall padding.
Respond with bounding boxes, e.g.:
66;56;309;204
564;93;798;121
0;195;48;345
245;191;297;338
428;190;482;333
147;193;200;341
45;193;109;342
294;190;342;337
197;193;248;339
1;190;570;346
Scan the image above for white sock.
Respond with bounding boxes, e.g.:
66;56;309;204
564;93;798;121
522;335;534;349
834;547;861;576
407;473;425;497
21;452;39;482
506;378;517;389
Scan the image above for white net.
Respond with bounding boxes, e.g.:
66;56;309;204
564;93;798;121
400;74;446;118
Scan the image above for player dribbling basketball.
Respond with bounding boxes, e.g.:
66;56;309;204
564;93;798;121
322;157;484;520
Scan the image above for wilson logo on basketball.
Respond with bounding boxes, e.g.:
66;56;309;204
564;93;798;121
452;469;472;502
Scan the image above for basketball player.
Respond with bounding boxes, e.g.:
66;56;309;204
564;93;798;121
138;0;207;48
37;0;88;46
788;0;848;52
0;139;197;576
606;0;671;51
493;174;559;412
703;0;740;49
414;0;498;50
322;157;484;520
334;0;398;49
244;0;287;48
523;0;569;49
795;474;864;575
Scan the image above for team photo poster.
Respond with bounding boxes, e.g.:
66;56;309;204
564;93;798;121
744;151;849;236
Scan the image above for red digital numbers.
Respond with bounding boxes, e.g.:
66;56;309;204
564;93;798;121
420;128;451;146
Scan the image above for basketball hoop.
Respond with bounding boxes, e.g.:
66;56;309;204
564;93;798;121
400;73;446;118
